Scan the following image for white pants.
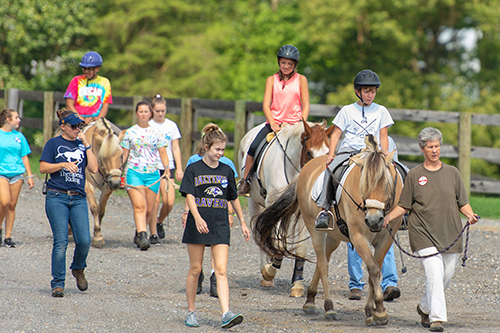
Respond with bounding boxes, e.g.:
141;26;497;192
415;247;459;323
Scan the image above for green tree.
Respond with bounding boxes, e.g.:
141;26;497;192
0;0;99;91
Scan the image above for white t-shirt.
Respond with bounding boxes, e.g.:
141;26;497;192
149;118;182;170
334;102;394;151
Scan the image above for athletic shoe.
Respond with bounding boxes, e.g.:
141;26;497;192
137;231;150;251
150;234;160;245
383;286;401;302
185;311;199;327
157;222;165;239
52;287;64;298
196;270;204;294
72;269;88;291
221;311;243;329
4;237;16;248
210;273;218;298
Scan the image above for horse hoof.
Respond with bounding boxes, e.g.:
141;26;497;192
374;313;388;326
365;314;388;326
92;237;105;248
261;264;277;281
290;281;304;297
302;303;318;314
325;310;339;321
260;279;275;287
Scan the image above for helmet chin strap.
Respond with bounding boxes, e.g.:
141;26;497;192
355;89;368;120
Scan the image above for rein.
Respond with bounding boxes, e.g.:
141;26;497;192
274;130;301;185
386;222;471;267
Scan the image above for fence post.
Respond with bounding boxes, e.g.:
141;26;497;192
234;100;247;173
180;98;193;169
43;91;55;145
6;88;19;110
458;112;471;196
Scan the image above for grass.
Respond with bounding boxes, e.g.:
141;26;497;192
27;155;494;218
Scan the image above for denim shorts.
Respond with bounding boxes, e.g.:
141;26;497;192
126;169;160;193
0;174;24;184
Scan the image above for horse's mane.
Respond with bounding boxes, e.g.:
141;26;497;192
95;119;122;160
358;136;394;199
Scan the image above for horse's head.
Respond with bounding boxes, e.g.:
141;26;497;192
92;119;124;190
350;135;398;232
300;120;335;167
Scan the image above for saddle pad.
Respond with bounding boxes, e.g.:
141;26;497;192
311;162;356;203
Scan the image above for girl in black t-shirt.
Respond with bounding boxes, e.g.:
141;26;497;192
180;123;250;329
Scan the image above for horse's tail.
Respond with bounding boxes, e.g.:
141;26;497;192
252;177;301;258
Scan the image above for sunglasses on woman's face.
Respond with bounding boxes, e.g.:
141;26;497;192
69;123;84;130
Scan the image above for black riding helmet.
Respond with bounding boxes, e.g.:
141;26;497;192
277;45;300;64
354;69;381;103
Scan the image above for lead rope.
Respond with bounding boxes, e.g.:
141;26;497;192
386;222;471;267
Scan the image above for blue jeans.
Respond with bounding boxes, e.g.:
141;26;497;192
347;243;398;291
45;190;91;289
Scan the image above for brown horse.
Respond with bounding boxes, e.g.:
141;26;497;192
83;119;125;247
253;135;403;325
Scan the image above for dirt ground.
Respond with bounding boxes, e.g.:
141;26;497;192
0;179;499;332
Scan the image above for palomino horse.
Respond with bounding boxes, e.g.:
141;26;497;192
253;135;403;325
84;119;125;247
239;120;334;297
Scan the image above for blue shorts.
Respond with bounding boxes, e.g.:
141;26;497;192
0;174;24;184
126;169;160;194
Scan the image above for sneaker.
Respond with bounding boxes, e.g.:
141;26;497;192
157;222;165;239
150;234;160;245
417;304;430;328
236;179;251;196
221;311;243;329
196;270;204;295
430;321;444;332
210;273;218;298
185;311;199;327
137;231;150;251
4;237;16;248
52;287;64;297
348;288;362;300
315;210;331;229
72;269;88;291
383;286;401;301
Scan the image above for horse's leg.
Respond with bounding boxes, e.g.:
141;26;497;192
93;187;113;248
321;236;341;320
303;232;326;314
290;219;308;297
352;235;387;326
86;183;103;248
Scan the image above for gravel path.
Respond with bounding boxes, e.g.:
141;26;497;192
1;179;499;332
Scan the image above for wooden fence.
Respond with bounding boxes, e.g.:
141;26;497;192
2;88;500;195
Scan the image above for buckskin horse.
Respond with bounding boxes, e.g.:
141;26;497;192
253;135;403;325
83;119;125;247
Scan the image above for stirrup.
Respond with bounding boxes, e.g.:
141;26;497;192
315;210;335;231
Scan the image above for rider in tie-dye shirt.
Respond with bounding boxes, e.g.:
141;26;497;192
64;51;113;124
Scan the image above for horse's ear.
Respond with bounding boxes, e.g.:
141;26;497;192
385;149;396;165
350;155;365;167
326;125;335;138
302;118;312;135
93;133;104;147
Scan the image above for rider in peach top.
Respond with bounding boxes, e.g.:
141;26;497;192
237;45;309;195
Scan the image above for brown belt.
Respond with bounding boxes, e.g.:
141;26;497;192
47;188;82;196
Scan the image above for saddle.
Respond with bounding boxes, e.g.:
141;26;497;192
246;132;278;198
